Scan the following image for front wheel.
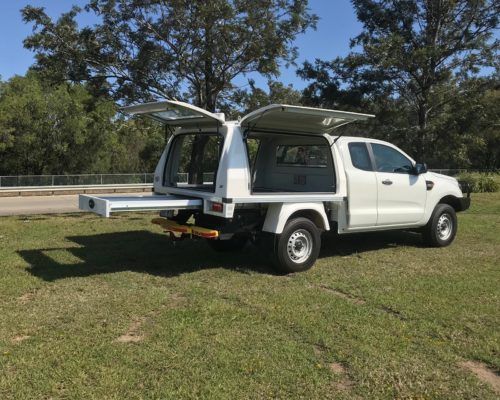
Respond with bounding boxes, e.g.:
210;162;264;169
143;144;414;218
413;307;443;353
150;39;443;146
422;204;457;247
273;217;321;273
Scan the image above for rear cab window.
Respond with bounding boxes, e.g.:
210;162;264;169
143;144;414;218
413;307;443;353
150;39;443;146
276;145;329;167
348;142;373;171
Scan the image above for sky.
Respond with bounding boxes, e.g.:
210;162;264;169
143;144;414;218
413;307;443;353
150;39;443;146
0;0;362;90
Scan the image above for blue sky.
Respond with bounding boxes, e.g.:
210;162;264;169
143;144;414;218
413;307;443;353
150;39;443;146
0;0;362;90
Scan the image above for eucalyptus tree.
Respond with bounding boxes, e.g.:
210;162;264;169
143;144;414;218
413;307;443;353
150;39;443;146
299;0;499;160
22;0;317;111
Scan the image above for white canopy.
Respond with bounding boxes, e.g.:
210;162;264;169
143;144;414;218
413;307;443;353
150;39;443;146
121;100;225;127
240;104;374;134
122;100;374;133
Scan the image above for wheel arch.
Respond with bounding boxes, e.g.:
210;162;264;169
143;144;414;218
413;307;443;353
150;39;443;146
287;210;327;231
262;202;330;234
438;195;462;211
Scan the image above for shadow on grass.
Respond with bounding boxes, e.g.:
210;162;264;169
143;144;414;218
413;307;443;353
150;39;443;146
19;229;424;282
19;230;275;281
320;230;424;258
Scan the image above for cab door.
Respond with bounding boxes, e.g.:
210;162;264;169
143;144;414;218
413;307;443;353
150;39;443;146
343;142;378;228
370;143;426;226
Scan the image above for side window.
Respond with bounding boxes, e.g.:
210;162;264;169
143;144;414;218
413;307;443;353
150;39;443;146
371;143;413;173
348;142;373;171
276;145;329;167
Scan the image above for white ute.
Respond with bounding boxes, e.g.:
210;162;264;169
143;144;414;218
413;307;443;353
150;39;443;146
80;101;471;273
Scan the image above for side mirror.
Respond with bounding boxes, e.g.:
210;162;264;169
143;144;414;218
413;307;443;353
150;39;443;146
413;162;427;175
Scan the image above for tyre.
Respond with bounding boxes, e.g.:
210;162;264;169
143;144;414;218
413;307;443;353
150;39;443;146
207;234;248;252
422;204;457;247
272;217;321;273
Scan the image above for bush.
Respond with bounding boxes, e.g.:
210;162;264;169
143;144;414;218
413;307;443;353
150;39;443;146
457;173;499;193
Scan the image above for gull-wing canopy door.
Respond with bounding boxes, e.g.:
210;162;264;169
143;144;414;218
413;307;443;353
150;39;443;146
121;100;225;127
240;104;374;134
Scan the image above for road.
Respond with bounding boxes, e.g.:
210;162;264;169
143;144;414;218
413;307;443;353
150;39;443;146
0;193;152;216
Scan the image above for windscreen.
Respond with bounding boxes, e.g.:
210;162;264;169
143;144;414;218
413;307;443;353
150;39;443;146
165;133;222;192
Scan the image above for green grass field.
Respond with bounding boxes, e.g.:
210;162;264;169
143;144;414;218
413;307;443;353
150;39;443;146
1;193;499;399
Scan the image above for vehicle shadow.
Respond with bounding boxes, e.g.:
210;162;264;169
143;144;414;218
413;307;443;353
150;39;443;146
18;230;274;282
19;229;425;282
320;230;424;259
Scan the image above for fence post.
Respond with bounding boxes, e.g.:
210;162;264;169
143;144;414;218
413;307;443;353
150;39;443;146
100;174;103;185
51;175;55;186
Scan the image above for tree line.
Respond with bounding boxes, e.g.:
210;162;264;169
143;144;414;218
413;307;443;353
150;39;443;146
0;0;498;176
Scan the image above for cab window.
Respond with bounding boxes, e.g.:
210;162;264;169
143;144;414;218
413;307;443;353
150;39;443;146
371;143;413;173
348;142;373;171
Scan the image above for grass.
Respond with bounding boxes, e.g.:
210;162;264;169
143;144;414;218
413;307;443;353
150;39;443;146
0;193;499;399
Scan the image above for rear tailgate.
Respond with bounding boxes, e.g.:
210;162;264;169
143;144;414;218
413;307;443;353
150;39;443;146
79;194;202;217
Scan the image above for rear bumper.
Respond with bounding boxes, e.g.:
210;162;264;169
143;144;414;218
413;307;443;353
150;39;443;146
457;197;471;211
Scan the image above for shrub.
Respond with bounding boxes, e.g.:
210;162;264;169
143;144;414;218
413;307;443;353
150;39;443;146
457;172;499;193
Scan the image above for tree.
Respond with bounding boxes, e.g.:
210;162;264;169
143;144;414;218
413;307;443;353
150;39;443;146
299;0;499;160
22;0;317;112
429;76;500;169
221;78;302;118
108;116;165;173
0;73;116;175
0;73;165;175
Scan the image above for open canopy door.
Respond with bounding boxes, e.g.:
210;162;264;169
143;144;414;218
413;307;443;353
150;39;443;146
121;100;225;127
240;104;374;135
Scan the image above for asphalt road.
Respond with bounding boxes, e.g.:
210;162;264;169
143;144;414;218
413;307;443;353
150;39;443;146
0;193;152;216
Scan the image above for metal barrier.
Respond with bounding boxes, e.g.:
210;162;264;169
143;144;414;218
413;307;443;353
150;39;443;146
429;169;499;176
0;184;153;197
0;170;497;189
0;173;154;187
429;169;468;176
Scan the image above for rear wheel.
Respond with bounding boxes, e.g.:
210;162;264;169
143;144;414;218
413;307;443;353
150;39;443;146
423;204;457;247
273;217;321;273
207;234;248;252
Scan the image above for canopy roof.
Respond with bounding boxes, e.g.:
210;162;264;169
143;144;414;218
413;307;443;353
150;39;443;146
122;100;374;134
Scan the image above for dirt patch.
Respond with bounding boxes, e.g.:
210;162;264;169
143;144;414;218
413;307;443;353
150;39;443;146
17;289;37;303
460;360;500;394
115;318;145;343
168;293;187;308
312;345;354;392
313;343;329;357
329;362;346;374
329;362;354;391
114;293;185;344
312;284;366;305
11;335;30;344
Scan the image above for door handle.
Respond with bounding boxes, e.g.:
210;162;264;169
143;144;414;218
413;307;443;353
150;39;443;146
382;179;393;185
